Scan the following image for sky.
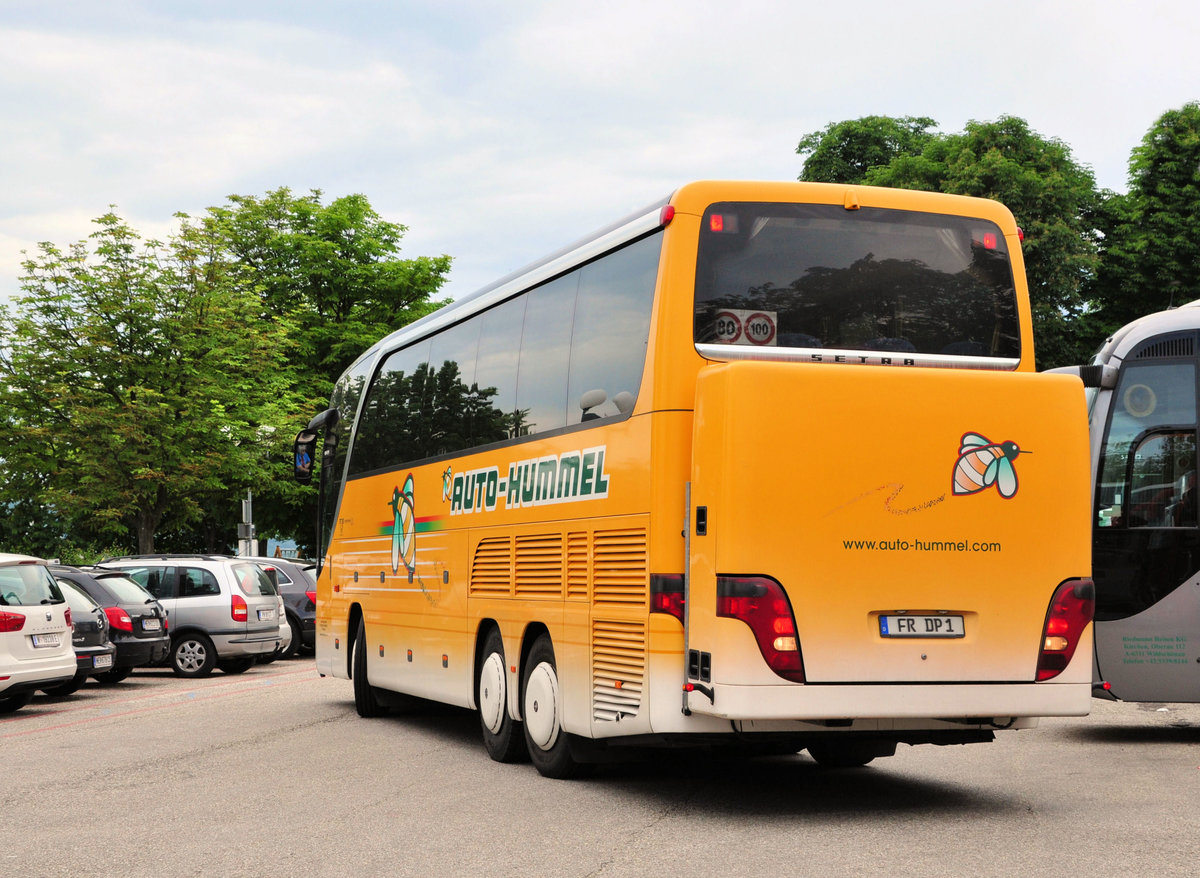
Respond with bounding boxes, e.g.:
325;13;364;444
1;0;1198;307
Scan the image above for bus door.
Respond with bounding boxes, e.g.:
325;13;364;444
1092;348;1200;701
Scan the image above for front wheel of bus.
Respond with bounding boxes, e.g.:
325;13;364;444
478;628;526;763
521;635;586;779
352;622;387;718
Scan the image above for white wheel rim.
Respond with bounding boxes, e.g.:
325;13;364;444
480;652;506;734
524;661;560;750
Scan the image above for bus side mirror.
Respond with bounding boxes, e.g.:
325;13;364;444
1045;364;1118;389
294;430;318;484
293;407;339;484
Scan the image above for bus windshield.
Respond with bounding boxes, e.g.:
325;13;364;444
693;202;1020;360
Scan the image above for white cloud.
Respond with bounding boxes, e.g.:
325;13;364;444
1;0;1198;306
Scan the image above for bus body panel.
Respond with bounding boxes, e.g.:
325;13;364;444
685;361;1091;699
1093;576;1199;701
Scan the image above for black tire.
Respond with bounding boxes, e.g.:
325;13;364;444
258;650;278;666
0;692;33;714
807;738;894;768
521;634;587;779
478;628;526;763
96;667;132;684
170;633;217;677
283;616;302;658
42;671;86;697
219;657;255;675
352;621;387;718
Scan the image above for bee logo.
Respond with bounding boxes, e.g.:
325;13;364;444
953;432;1027;499
388;473;417;575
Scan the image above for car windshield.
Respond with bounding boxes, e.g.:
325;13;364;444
0;563;65;607
95;573;158;604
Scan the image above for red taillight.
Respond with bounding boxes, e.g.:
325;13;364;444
1036;578;1094;681
305;590;316;610
659;205;675;226
104;607;134;632
650;574;685;623
64;607;72;628
231;594;248;622
716;575;804;683
0;611;25;633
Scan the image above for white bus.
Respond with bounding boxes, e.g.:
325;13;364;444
1057;301;1200;701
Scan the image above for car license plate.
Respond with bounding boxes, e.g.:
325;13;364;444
879;614;965;638
94;654;114;668
142;618;161;631
258;608;275;621
31;633;62;648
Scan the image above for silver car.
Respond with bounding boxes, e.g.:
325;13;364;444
97;555;282;677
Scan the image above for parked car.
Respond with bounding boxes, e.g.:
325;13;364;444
243;557;316;657
96;555;282;678
50;565;170;682
43;579;116;696
0;553;76;713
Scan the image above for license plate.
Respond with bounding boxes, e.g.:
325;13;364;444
142;618;161;631
93;654;114;668
879;614;965;638
258;608;275;621
31;633;62;648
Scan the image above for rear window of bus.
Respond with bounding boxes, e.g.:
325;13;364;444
693;202;1020;360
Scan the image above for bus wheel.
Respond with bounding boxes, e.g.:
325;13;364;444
478;628;526;763
352;622;388;718
807;738;895;768
521;635;586;779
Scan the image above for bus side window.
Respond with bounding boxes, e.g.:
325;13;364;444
516;274;577;436
1125;432;1197;528
567;234;661;423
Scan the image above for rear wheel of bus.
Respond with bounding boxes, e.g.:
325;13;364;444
478;627;526;763
521;634;587;779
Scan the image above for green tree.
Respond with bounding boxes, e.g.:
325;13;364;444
0;211;305;555
203;189;451;552
799;115;1104;368
1091;103;1200;331
796;115;938;184
209;188;451;394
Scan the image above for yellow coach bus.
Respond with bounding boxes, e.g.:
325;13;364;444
294;180;1094;777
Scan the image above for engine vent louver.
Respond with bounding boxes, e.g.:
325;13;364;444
592;619;645;722
470;536;512;596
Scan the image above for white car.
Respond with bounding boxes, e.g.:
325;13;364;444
0;553;76;713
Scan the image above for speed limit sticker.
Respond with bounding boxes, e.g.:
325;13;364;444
744;312;776;345
713;310;743;343
711;308;776;346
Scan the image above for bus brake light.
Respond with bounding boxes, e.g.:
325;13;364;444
1036;578;1094;681
650;574;685;623
716;576;804;683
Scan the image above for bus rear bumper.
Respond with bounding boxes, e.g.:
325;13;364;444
686;681;1092;722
